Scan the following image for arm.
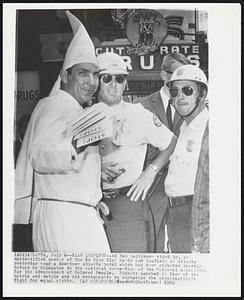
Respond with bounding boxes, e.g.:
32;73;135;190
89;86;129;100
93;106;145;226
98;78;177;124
101;162;125;183
191;126;209;253
29;99;89;174
126;105;177;202
127;135;177;202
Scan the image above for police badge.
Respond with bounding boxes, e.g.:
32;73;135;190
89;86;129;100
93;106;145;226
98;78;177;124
112;117;133;145
153;115;162;127
121;118;132;133
186;139;195;152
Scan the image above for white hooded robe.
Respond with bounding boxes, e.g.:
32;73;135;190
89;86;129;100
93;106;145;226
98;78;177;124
15;89;110;252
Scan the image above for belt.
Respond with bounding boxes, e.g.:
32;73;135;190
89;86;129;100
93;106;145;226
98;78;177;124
102;186;132;199
168;195;193;208
38;198;110;223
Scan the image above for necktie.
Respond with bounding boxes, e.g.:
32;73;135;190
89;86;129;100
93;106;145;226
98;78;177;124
166;100;173;131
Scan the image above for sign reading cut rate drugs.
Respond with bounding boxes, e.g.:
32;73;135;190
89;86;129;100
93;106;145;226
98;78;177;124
95;43;208;73
40;33;208;73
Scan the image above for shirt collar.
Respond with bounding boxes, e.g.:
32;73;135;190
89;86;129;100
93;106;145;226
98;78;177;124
107;99;125;114
160;87;169;109
181;107;209;131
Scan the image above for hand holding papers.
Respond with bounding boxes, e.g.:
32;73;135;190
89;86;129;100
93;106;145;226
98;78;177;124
69;102;113;148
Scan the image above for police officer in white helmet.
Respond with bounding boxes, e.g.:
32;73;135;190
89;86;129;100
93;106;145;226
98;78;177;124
164;64;209;253
97;52;177;253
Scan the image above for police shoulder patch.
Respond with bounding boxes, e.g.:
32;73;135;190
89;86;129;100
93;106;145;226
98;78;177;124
153;115;162;127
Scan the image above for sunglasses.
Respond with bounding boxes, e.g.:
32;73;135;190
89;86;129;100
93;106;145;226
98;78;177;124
169;86;195;98
101;74;126;84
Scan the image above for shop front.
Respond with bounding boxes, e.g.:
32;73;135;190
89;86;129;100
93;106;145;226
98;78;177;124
15;8;208;120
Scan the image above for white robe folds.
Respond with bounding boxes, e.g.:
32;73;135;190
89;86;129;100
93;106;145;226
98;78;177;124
15;89;110;252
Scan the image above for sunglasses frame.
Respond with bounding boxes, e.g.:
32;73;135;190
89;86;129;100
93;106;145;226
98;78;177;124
169;85;195;98
100;74;127;84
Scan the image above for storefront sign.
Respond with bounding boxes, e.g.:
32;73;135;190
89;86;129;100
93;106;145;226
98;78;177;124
40;35;208;72
128;80;163;94
15;71;40;120
126;9;167;55
95;43;208;73
39;8;200;62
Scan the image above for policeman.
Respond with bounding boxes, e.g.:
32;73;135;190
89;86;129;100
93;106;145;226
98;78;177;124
164;64;209;253
97;52;177;253
135;53;191;252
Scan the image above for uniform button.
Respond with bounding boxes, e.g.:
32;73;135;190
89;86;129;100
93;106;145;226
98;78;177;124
72;155;76;161
101;144;105;150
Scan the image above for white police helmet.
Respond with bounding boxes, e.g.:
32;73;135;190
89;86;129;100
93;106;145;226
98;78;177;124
166;64;208;91
97;52;129;75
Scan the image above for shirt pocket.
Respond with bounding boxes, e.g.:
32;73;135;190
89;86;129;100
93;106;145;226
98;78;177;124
181;139;200;168
112;118;142;146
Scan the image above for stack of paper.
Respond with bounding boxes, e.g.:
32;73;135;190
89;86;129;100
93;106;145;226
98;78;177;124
68;102;113;148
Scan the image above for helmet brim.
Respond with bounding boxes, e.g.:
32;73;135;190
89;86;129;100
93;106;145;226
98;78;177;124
166;79;208;89
99;68;129;76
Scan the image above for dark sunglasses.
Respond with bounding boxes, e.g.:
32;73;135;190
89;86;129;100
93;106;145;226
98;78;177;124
169;86;195;98
101;74;126;84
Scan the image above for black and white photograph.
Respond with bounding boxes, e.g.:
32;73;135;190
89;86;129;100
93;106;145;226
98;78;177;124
3;3;241;297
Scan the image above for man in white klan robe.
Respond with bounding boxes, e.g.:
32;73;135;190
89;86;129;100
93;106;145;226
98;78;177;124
14;11;110;252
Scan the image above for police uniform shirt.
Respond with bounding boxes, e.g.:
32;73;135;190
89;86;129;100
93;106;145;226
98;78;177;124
165;108;209;197
100;100;173;190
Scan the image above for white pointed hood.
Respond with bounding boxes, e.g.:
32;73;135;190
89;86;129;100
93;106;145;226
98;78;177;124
49;11;98;96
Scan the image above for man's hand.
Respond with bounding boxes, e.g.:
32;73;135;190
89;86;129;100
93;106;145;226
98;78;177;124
101;162;125;183
127;166;157;202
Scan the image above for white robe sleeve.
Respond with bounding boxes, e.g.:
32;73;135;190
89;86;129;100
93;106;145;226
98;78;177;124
29;99;86;174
